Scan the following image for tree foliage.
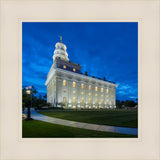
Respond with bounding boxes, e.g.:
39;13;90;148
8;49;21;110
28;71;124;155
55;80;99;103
22;86;50;110
116;100;137;109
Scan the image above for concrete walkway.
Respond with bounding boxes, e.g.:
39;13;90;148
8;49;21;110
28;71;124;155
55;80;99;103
23;108;138;135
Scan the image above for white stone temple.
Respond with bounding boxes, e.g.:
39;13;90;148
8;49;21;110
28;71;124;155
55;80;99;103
45;37;118;109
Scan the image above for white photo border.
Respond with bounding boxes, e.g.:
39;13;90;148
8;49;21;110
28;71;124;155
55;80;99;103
0;0;159;160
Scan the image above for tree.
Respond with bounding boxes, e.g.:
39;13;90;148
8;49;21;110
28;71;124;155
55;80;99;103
124;100;136;108
116;100;137;109
22;86;48;110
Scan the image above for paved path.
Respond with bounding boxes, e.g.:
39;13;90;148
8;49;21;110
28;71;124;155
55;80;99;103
23;108;138;135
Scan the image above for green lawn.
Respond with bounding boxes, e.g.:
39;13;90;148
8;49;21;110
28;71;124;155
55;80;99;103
37;110;138;128
22;120;137;138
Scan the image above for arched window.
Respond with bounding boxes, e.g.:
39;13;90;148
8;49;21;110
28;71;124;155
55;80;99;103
106;100;109;105
101;100;104;104
73;97;76;103
81;98;84;103
81;84;84;89
63;80;66;86
106;88;109;93
73;82;76;88
101;88;103;92
63;97;66;103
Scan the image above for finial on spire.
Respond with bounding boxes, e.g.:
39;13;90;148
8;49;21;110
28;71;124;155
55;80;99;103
59;36;62;43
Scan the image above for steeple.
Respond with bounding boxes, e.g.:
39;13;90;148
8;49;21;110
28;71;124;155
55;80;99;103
59;36;62;43
53;37;69;62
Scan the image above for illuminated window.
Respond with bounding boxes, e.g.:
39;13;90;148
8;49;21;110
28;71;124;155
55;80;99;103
73;82;76;88
63;65;66;69
73;91;76;94
89;85;91;90
88;93;91;96
95;99;98;104
81;98;84;103
106;88;109;93
88;98;91;103
101;88;103;92
89;106;91;109
81;84;84;89
73;97;76;103
95;86;98;92
101;95;103;97
101;100;104;104
106;95;108;98
63;97;66;103
81;92;84;95
73;68;76;72
73;106;76;109
107;100;109;104
95;94;97;96
63;80;66;86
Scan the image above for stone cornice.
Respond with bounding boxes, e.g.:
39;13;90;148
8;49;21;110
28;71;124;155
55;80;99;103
56;68;118;87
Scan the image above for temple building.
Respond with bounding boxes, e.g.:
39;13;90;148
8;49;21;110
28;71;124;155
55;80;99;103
45;37;118;109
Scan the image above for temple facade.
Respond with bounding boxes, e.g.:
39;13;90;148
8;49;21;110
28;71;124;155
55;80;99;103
45;37;118;109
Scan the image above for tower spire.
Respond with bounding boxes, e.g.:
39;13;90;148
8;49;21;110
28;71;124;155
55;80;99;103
59;36;62;43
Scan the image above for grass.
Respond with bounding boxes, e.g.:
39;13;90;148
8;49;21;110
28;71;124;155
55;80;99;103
22;120;137;138
37;110;138;128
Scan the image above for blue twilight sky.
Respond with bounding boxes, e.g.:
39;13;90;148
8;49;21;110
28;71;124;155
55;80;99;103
22;22;138;101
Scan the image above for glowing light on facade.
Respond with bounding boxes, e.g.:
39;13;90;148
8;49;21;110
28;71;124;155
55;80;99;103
63;80;66;86
81;84;84;89
73;82;76;88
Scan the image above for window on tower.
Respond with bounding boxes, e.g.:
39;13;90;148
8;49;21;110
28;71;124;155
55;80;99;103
95;86;98;92
73;68;76;72
63;65;66;69
89;85;91;90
